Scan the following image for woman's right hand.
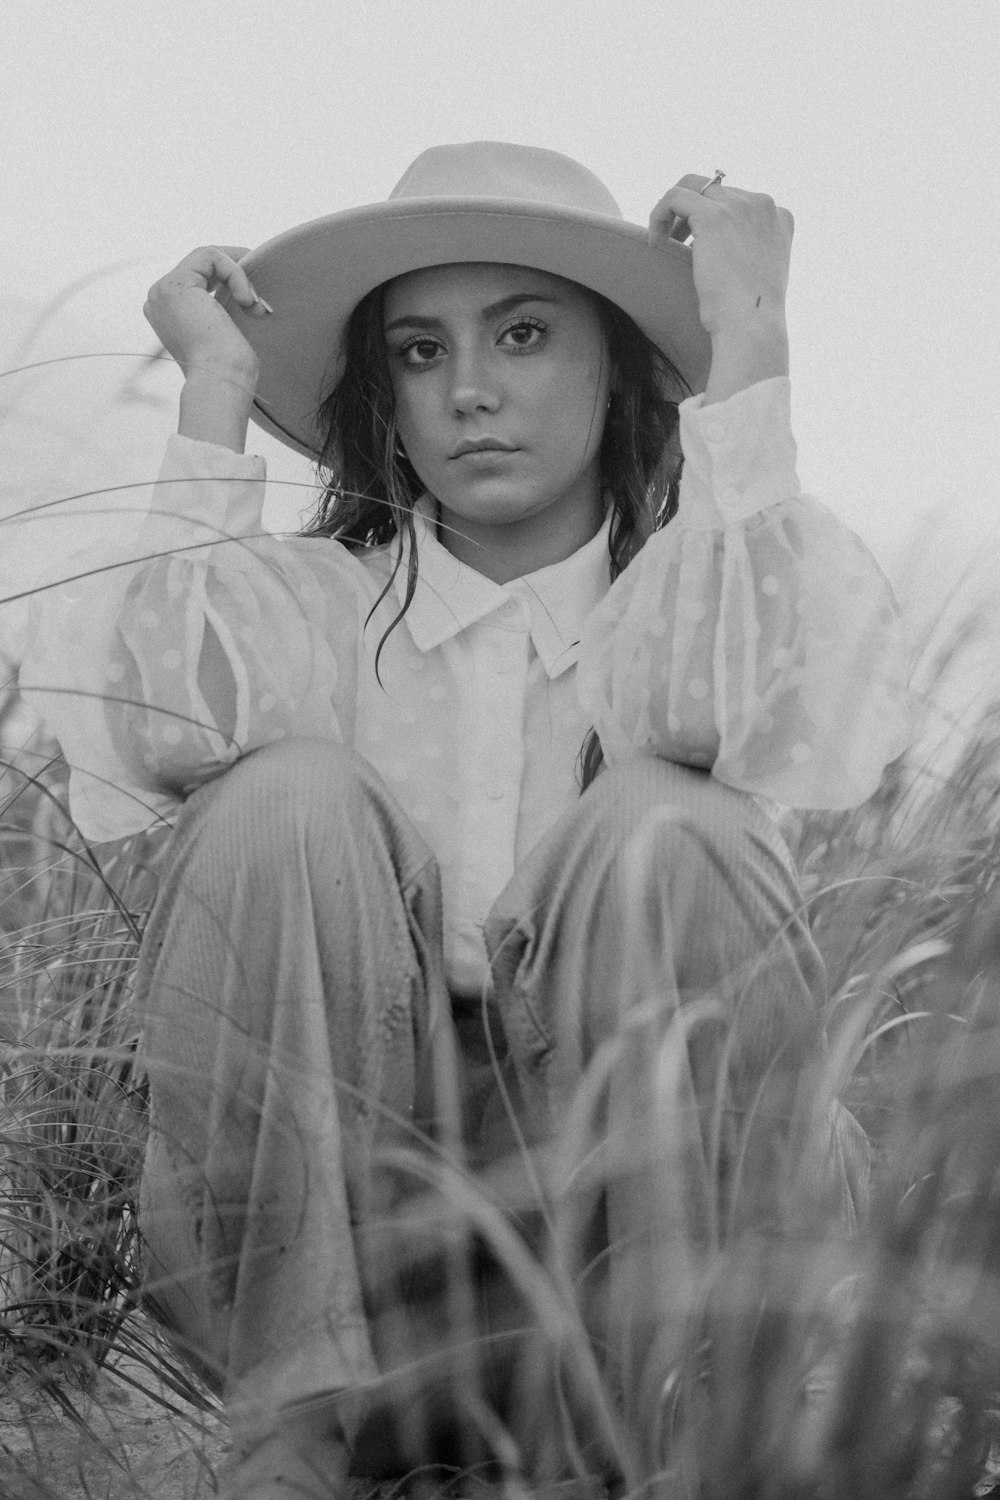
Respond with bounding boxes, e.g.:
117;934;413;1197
145;247;268;451
144;245;267;382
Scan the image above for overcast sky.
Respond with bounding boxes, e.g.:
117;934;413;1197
3;0;999;706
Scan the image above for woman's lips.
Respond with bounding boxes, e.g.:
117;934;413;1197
450;439;517;458
452;446;518;463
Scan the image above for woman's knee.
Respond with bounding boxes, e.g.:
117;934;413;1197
587;757;816;989
165;738;439;937
592;761;824;1086
585;754;782;868
175;738;389;860
189;736;366;818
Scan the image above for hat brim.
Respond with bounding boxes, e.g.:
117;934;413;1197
218;197;712;461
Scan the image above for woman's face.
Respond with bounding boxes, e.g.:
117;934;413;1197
382;262;612;579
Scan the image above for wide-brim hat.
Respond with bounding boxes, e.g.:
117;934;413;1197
218;141;712;460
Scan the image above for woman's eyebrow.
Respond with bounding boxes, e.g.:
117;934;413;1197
384;292;560;335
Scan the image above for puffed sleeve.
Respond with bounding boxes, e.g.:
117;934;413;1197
576;378;914;808
20;436;349;842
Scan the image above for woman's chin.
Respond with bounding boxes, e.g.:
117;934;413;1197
439;498;546;536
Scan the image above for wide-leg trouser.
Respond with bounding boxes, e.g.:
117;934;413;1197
135;737;864;1453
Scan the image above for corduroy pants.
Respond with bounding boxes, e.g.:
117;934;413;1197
135;737;864;1464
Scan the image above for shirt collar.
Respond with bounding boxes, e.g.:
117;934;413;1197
391;498;612;679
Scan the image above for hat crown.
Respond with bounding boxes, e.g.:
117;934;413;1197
388;141;624;220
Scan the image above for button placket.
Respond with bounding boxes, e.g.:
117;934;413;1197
469;614;527;920
479;630;526;804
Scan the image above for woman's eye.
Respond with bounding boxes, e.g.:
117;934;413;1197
398;338;443;366
500;319;546;351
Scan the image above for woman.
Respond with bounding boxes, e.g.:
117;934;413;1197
22;141;911;1498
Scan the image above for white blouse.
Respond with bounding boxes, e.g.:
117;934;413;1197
21;377;913;992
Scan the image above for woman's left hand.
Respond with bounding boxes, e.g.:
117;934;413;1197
649;174;793;401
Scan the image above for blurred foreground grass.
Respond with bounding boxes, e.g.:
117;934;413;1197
1;641;999;1499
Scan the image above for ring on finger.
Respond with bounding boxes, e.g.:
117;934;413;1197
699;170;726;194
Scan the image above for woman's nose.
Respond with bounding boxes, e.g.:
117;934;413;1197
449;349;501;414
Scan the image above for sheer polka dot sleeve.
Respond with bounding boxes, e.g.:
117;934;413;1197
20;436;350;840
577;380;914;809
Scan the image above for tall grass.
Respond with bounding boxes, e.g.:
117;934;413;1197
0;739;209;1415
2;633;1000;1497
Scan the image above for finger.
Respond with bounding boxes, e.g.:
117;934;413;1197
152;247;271;316
648;177;719;247
200;246;273;315
675;172;716;194
216;245;265;307
205;246;272;315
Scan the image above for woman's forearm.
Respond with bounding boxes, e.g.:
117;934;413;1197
702;313;789;406
178;359;259;452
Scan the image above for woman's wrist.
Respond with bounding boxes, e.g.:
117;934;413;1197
702;314;789;406
178;358;259;452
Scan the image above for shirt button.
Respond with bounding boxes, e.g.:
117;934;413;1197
705;421;726;444
499;598;520;619
487;784;506;800
495;659;514;675
720;486;742;509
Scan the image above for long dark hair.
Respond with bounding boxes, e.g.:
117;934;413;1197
302;271;690;789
